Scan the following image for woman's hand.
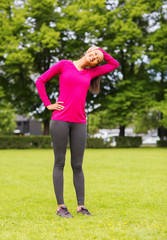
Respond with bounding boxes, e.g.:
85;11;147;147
47;102;65;111
86;46;99;54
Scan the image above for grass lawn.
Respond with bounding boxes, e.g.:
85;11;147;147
0;148;167;240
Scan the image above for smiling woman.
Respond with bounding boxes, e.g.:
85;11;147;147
73;47;104;68
35;46;119;218
86;49;104;65
72;46;119;94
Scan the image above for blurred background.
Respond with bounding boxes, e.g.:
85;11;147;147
0;0;167;146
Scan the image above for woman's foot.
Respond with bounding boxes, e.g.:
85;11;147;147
77;206;92;216
57;205;73;218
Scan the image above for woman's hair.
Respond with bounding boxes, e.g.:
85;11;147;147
84;51;102;95
89;76;100;94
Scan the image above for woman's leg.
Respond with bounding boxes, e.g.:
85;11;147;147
69;122;87;206
50;120;69;205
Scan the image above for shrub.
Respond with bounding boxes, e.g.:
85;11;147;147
0;136;112;149
157;140;167;147
0;136;52;149
86;137;111;148
115;136;142;148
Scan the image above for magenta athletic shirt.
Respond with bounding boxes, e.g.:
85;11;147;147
36;48;119;123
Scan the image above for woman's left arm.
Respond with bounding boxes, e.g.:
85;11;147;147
89;48;119;78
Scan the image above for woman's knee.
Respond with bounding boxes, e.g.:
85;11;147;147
71;162;83;173
54;155;65;170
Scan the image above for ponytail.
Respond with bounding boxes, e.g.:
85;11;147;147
89;76;100;94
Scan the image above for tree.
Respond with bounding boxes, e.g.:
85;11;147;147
0;0;61;135
95;0;164;136
156;92;167;128
147;17;167;139
0;87;16;135
26;0;62;134
0;0;166;137
0;0;36;126
88;109;112;135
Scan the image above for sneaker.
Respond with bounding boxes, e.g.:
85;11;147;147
77;206;92;216
57;205;73;218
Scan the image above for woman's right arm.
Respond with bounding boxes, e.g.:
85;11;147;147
88;48;119;79
36;60;64;109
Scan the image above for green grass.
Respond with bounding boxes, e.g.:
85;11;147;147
0;148;167;240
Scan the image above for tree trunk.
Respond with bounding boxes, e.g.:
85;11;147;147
120;50;126;80
119;125;125;136
159;71;165;140
160;71;164;100
43;119;50;135
159;113;165;140
158;127;165;141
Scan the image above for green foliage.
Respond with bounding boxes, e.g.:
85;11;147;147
0;0;63;136
0;4;36;116
157;140;167;148
133;109;160;134
102;78;155;130
88;110;114;134
28;0;56;25
60;0;107;35
0;87;16;135
147;23;167;72
86;137;111;148
0;0;166;136
88;114;100;135
145;3;167;136
0;107;16;135
5;50;33;74
37;24;60;49
0;136;52;149
115;136;142;148
0;135;112;149
98;0;160;134
155;92;167;128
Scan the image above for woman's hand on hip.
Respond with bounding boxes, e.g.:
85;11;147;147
47;102;65;111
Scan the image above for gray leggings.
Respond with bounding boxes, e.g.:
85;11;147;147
49;120;87;206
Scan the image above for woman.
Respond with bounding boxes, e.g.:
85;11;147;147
36;46;119;218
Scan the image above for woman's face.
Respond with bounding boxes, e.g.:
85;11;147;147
85;50;104;67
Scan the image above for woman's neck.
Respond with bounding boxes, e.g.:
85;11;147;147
73;57;89;70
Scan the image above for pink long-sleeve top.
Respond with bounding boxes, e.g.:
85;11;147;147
36;48;119;123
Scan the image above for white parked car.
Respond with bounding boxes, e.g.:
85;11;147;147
142;136;160;145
